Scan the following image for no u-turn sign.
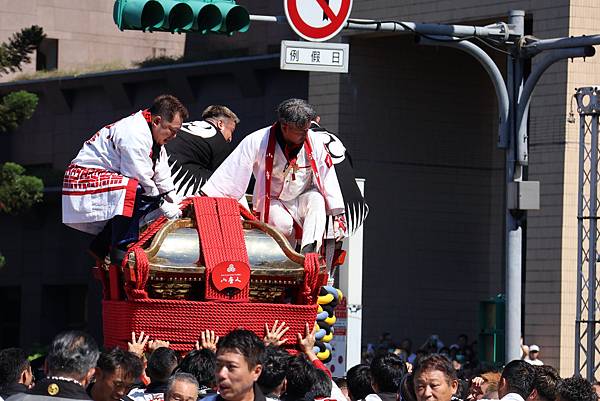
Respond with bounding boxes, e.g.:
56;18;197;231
284;0;353;42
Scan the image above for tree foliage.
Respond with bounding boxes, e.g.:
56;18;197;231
0;162;44;269
0;25;45;74
0;26;46;268
0;25;45;133
0;90;39;133
0;162;44;215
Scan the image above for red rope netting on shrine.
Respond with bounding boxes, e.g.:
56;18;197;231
101;196;325;351
120;196;322;303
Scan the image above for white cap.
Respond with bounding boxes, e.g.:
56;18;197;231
530;344;540;352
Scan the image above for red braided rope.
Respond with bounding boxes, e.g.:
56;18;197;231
195;197;250;302
302;253;320;304
239;204;257;221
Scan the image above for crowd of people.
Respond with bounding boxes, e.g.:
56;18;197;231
0;325;598;401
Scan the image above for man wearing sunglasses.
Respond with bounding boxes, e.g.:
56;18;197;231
62;94;189;263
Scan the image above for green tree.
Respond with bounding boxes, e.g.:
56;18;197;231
0;163;44;214
0;90;39;133
0;25;45;74
0;26;45;134
0;26;46;268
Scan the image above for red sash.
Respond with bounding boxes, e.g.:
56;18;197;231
263;124;329;225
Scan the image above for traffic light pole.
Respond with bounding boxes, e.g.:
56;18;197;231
250;10;600;366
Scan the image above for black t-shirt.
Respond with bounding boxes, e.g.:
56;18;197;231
165;120;232;196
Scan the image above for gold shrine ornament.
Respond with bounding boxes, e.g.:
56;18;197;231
47;383;59;396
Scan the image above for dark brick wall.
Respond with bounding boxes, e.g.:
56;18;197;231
313;34;505;347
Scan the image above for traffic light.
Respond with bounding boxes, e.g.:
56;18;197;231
113;0;250;35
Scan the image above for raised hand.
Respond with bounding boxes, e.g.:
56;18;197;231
264;320;290;346
128;331;149;358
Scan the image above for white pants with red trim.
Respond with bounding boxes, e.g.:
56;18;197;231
267;189;326;250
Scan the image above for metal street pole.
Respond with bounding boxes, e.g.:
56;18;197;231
505;9;525;363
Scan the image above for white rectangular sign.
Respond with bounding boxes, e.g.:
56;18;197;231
280;40;349;73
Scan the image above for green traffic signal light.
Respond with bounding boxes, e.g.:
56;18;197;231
209;0;249;34
113;0;164;30
163;0;194;31
113;0;249;34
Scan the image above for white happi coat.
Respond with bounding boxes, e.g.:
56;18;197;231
62;110;175;234
201;125;344;246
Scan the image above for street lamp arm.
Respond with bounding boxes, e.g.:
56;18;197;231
417;35;510;149
521;34;600;57
345;19;519;42
516;46;595;164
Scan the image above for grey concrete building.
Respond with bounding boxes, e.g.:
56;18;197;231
0;0;597;376
0;0;186;80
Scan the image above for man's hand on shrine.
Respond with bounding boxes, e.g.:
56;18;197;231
264;320;290;346
195;329;219;353
333;214;347;241
164;190;182;205
160;201;182;220
148;339;170;352
297;322;318;361
128;331;149;358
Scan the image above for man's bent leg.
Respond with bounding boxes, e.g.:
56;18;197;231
297;190;326;250
267;199;296;246
89;222;112;262
111;190;161;250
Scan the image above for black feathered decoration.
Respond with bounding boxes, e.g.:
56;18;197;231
311;122;369;235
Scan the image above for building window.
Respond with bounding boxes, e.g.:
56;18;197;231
36;38;58;71
0;286;21;348
41;285;87;344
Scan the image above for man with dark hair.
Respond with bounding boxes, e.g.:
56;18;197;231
166;105;240;197
176;349;217;398
498;360;535;401
128;347;178;401
399;374;417;401
62;94;189;262
413;354;458;401
203;329;264;401
258;346;291;401
367;352;407;401
312;369;333;400
281;354;317;401
528;365;560;401
202;98;347;254
333;378;350;401
89;348;143;401
557;377;596;401
0;348;33;400
7;331;99;401
347;364;374;401
165;373;199;401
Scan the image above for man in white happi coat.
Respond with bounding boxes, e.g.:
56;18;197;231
201;98;347;253
62;94;189;261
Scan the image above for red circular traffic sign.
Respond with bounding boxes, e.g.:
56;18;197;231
284;0;353;42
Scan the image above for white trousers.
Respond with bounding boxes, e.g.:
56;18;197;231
267;189;326;250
